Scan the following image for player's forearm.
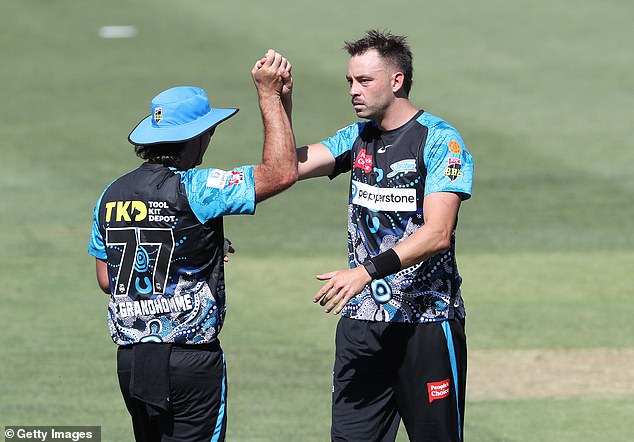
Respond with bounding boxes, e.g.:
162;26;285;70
254;95;297;201
392;224;452;269
391;192;460;270
281;95;292;128
260;95;296;176
360;226;451;283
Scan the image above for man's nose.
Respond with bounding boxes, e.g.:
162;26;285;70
349;81;360;96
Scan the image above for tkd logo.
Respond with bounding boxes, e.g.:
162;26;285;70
105;201;148;222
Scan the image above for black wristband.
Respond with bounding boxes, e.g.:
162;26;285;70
363;249;401;280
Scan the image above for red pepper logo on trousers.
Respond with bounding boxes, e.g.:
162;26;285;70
427;378;450;403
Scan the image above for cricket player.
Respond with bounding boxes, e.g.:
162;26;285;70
297;30;474;441
88;50;296;441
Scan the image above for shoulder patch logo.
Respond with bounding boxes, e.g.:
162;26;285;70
206;169;228;188
448;157;461;166
227;170;245;186
444;163;463;181
448;140;461;154
445;155;463;181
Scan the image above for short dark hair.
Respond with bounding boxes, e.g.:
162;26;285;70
343;29;414;95
134;142;186;168
134;127;215;169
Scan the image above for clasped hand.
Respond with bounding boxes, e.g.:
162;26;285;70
251;49;292;98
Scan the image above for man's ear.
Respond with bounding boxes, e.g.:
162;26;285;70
392;71;406;95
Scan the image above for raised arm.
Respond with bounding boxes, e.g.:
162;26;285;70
260;53;336;181
251;49;298;203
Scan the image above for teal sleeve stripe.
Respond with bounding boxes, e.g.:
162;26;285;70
179;165;256;224
211;354;227;442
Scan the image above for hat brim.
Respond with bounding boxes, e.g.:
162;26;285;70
128;107;239;145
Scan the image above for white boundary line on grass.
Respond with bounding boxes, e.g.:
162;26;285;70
98;26;138;39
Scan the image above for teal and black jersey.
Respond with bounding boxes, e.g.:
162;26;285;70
322;111;474;323
89;162;255;345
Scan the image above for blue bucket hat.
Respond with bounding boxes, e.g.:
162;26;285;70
128;86;238;145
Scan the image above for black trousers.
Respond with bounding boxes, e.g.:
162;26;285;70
331;317;467;442
117;342;227;442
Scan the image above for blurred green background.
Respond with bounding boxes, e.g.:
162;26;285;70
1;0;632;440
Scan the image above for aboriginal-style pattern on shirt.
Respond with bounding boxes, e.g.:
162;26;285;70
89;163;255;345
322;111;474;323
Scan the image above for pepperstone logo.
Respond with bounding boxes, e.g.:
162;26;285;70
427;378;450;403
351;180;416;212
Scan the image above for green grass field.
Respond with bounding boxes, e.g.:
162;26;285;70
1;0;633;440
